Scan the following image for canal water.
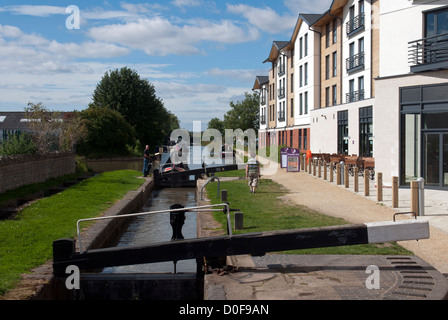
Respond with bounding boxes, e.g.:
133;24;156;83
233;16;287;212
102;187;198;274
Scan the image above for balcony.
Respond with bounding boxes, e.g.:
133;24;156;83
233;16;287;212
278;87;285;99
261;96;266;106
278;110;285;122
346;52;365;73
346;90;365;103
278;64;285;76
408;33;448;73
260;115;266;125
346;13;365;36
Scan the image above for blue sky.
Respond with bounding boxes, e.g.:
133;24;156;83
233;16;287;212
0;0;331;131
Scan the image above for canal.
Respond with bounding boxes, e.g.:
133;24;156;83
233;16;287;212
102;187;198;274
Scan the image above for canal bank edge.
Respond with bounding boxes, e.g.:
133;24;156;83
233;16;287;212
1;176;154;300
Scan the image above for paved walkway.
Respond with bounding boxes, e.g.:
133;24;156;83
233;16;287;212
267;164;448;275
202;163;448;300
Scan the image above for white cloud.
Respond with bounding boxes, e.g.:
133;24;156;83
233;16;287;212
87;17;259;56
226;4;297;34
1;5;66;17
171;0;202;8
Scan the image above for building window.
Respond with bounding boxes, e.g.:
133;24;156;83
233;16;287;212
332;85;337;106
291;73;294;92
333;19;337;44
359;106;373;157
325;55;330;79
338;110;349;155
325;87;330;107
299;129;302;149
300;66;303;87
291;98;294;118
304;33;308;56
304;63;308;85
299;37;303;59
304;129;308;150
304;92;308;114
326;23;330;48
299;93;303;115
332;51;337;77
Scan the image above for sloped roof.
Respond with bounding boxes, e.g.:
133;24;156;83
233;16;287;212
252;76;269;90
264;41;290;63
0;112;29;131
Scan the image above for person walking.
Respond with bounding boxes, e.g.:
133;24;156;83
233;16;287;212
246;152;260;193
143;145;151;177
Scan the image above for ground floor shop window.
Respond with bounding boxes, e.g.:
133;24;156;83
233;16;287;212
338;110;349;155
359;106;373;157
400;83;448;188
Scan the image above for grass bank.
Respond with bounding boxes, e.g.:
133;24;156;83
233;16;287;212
0;170;145;296
205;178;412;256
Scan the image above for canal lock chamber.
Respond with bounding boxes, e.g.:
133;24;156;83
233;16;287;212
67;187;205;300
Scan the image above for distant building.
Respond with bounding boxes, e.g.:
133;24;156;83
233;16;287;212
0;112;31;142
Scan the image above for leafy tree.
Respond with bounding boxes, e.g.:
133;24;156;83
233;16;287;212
91;67;178;148
223;92;259;132
25;102;87;153
76;106;137;158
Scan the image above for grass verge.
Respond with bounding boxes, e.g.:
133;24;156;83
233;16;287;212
0;170;144;296
205;178;413;256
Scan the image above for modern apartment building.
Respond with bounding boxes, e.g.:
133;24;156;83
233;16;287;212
254;0;448;189
375;0;448;189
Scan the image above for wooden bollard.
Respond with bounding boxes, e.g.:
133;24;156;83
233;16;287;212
313;159;316;176
234;212;243;230
308;158;312;174
336;164;341;185
354;167;359;192
377;173;383;202
330;163;334;182
364;170;370;196
344;165;349;188
323;161;327;180
392;176;399;208
411;181;419;217
318;160;322;178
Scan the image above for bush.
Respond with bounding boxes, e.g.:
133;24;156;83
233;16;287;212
0;132;37;156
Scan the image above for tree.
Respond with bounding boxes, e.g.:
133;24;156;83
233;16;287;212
207;117;225;136
91;67;177;148
25;102;87;153
223;92;259;132
0;132;37;156
76;106;137;158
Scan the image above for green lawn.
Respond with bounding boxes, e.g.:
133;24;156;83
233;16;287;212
205;178;413;256
0;170;144;296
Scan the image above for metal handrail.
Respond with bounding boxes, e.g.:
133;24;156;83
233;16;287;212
200;175;221;200
77;203;232;253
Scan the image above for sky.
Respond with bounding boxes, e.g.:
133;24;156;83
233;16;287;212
0;0;332;131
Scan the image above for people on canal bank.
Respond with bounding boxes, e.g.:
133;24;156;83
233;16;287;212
143;145;151;177
246;152;260;193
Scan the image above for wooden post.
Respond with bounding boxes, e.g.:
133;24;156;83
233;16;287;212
318;160;322;178
302;155;306;171
377;173;383;202
330;163;334;182
323;161;327;180
354;167;359;192
392;176;399;208
308;158;312;174
336;164;341;185
411;181;419;217
313;159;316;176
364;170;370;196
234;212;243;230
344;165;349;188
